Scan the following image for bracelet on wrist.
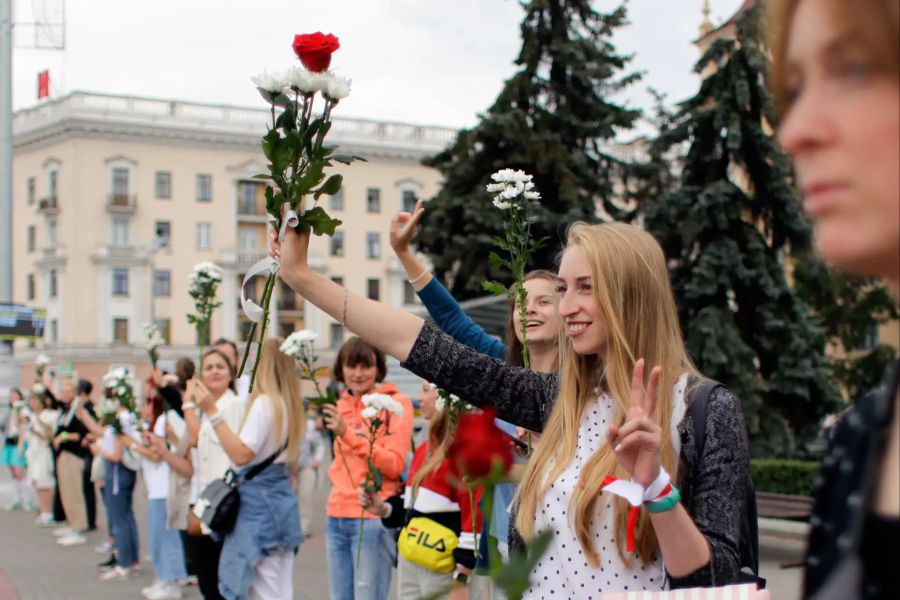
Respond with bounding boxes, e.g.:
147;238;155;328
207;412;224;427
645;484;681;513
407;270;429;285
182;402;197;411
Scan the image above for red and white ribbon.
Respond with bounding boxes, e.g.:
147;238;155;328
600;467;671;552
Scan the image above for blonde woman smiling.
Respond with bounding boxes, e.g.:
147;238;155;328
272;221;751;595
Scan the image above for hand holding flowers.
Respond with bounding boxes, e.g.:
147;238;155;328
186;262;223;366
142;322;165;369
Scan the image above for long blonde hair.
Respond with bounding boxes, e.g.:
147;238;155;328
514;222;698;566
247;338;305;467
409;409;452;496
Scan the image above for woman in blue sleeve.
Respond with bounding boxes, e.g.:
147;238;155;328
390;200;561;592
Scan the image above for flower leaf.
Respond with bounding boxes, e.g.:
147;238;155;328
300;206;342;236
482;280;508;297
327;154;367;165
314;174;343;199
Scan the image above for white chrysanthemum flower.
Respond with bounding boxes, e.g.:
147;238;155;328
31;383;46;395
361;393;404;416
142;323;165;349
191;262;224;284
360;407;379;420
286;65;318;94
434;395;446;412
324;74;352;102
251;68;290;93
524;190;541;201
492;199;513;210
36;354;51;367
311;72;331;94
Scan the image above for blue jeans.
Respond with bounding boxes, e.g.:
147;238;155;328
104;462;139;568
148;499;187;583
326;516;395;600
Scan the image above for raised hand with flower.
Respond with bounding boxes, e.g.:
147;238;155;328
142;322;165;369
187;262;223;367
240;31;362;394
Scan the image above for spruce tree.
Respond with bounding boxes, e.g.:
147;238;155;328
643;2;839;457
417;1;641;298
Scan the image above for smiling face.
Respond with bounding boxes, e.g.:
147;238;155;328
201;352;232;397
417;381;438;420
59;381;75;404
513;278;562;345
556;245;608;356
777;0;900;281
343;361;378;397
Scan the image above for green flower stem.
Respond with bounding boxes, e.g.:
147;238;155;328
335;439;355;486
248;272;277;394
197;321;206;368
484;483;502;577
237;321;257;378
357;429;377;569
469;484;479;560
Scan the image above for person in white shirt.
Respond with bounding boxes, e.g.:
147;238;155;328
23;387;60;525
197;337;304;600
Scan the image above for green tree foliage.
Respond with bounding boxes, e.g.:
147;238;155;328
643;3;840;457
417;1;641;298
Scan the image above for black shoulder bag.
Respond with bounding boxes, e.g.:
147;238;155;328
195;445;286;535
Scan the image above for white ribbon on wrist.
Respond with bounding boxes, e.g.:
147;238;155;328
601;466;671;507
240;209;299;322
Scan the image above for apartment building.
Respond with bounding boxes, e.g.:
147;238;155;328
11;91;454;385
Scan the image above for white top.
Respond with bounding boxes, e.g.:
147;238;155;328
235;375;251;401
237;394;288;467
195;389;245;490
101;411;138;454
26;409;59;450
524;374;689;599
141;415;171;500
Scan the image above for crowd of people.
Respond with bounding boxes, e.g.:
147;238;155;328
2;0;898;599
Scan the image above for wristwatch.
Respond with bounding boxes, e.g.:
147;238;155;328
452;570;469;585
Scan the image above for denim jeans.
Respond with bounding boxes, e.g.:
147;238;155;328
326;516;395;600
104;462;139;568
148;499;187;583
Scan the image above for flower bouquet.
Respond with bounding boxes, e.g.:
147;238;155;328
279;329;336;408
238;31;363;393
100;368;137;435
35;354;51;379
142;322;165;369
187;262;223;367
356;392;404;567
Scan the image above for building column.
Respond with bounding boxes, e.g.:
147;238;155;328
221;266;237;340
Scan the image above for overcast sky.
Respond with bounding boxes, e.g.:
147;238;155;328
11;0;742;136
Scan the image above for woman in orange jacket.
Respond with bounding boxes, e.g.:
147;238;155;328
322;336;414;600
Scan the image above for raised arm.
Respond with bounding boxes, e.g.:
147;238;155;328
390;201;507;358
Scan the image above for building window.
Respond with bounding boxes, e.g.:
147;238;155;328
27;273;35;300
153;270;171;297
196;222;212;250
49;269;58;298
196;174;212;202
27;177;36;204
155;171;172;199
113;318;129;343
279;322;295;339
240;320;254;340
329;189;344;211
49;319;58;343
239;226;259;251
112;167;129;198
367;278;380;301
47;219;57;247
366;232;381;259
27;226;36;252
330;231;344;257
330;323;344;350
366;188;381;213
112;217;130;246
404;282;417;305
48;169;58;198
155;318;171;344
238;182;257;214
402;189;417;213
330;276;344;287
155;221;172;246
279;280;297;310
112;268;129;296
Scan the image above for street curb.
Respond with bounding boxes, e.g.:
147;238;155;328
758;517;810;541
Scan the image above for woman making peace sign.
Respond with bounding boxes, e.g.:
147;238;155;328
273;221;751;595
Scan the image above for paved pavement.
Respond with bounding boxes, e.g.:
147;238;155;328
0;469;804;600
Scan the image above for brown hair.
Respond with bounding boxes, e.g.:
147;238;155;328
175;357;195;391
332;336;387;384
770;0;900;113
201;348;236;390
505;269;560;368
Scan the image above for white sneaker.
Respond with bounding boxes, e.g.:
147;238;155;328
94;540;114;554
99;566;132;581
53;526;73;537
57;532;87;546
147;582;182;599
34;513;56;527
142;581;163;597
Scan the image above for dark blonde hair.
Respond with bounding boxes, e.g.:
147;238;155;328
505;270;560;369
770;0;900;113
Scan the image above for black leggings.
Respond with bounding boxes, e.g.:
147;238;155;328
184;534;224;600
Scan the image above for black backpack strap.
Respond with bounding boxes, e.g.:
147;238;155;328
242;443;288;482
687;378;723;459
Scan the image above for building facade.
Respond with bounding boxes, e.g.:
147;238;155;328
11;91;454;386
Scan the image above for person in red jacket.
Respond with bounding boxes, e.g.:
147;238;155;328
323;337;414;600
361;381;481;600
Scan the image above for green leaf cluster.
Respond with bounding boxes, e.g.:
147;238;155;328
418;1;641;299
750;459;819;497
642;3;840;457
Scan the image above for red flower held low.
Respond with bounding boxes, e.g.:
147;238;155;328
447;408;515;482
292;32;340;73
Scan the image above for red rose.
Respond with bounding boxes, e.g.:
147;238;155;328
292;32;340;73
447;408;515;482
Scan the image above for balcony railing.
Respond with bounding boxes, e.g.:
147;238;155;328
107;193;137;213
37;196;59;215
